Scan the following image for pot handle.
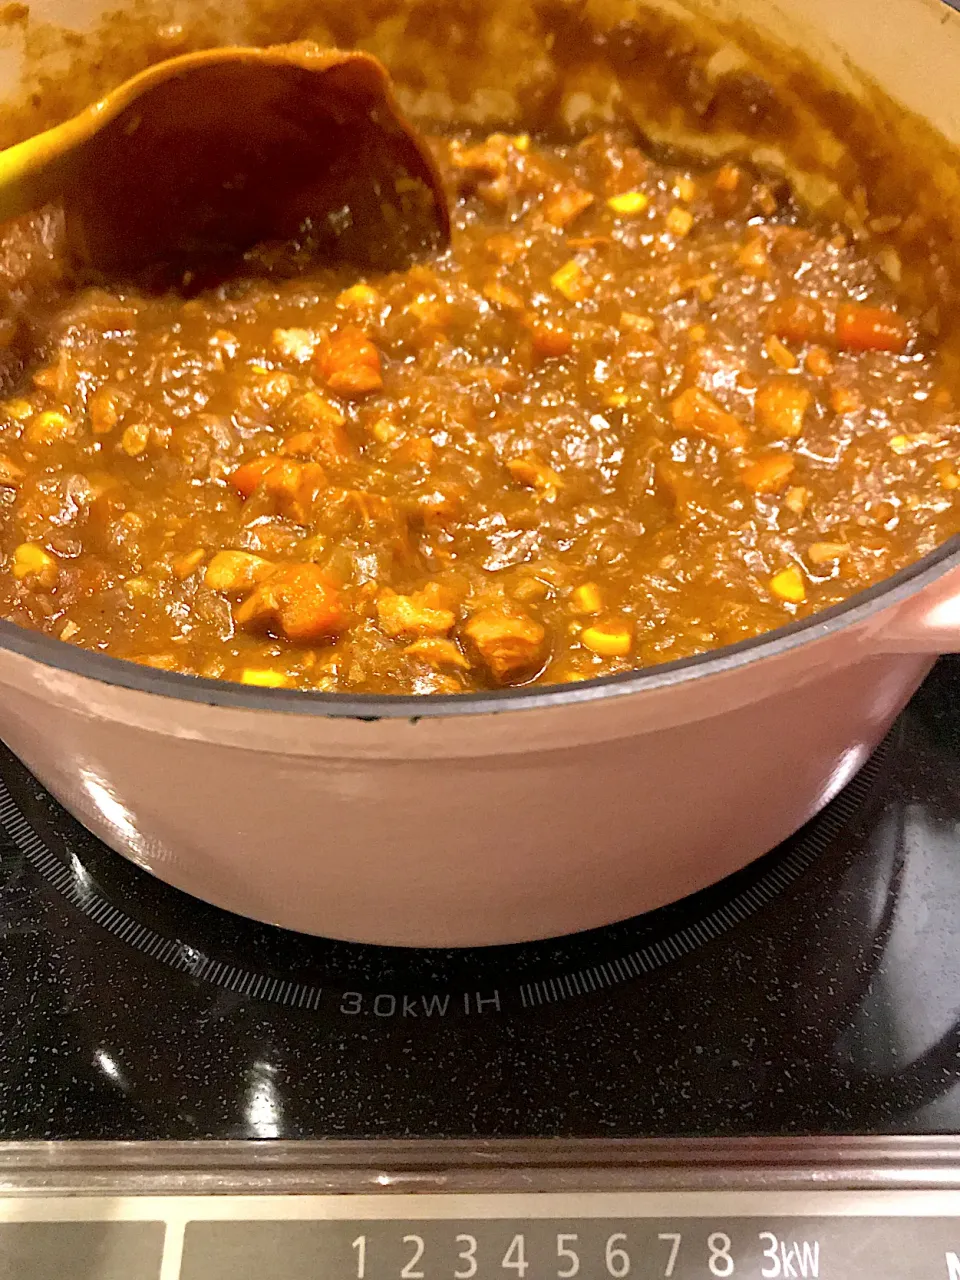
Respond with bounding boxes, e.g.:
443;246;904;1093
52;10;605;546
869;562;960;653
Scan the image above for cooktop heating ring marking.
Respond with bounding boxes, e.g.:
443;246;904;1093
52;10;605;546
0;737;889;1012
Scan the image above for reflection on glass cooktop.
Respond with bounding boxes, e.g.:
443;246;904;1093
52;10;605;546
1;658;960;1142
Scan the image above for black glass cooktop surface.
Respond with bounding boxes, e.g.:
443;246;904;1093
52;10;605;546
2;657;960;1142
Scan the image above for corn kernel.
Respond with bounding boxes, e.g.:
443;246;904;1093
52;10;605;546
738;238;768;275
830;385;861;415
888;434;912;455
550;259;592;302
688;325;708;343
240;669;293;688
666;206;694;237
604;392;630;408
335;284;382;311
675;176;697;202
512;134;531;152
581;620;633;656
606;191;649;216
2;398;33;422
770;565;806;603
121;423;151;457
12;543;57;587
784;486;810;515
620;311;655;333
124;577;156;599
25;410;73;444
571;582;603;614
370;416;399;444
805;345;834;377
764;335;798;370
172;548;206;580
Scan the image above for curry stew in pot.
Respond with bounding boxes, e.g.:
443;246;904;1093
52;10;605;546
0;126;956;693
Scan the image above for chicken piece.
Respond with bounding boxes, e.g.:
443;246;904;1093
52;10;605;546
416;486;464;528
655;459;707;512
0;454;23;487
235;564;344;644
766;295;825;345
271;327;317;363
281;425;354;467
543;186;594;229
670;387;749;449
449;133;528;205
287;390;345;429
463;608;546;683
282;391;353;465
403;637;470;669
88;384;128;434
204;550;274;594
335;284;382;312
376;585;456;639
755;378;811;438
229;457;326;524
171;548;206;580
506;453;562;502
262;461;326;525
482;280;525;311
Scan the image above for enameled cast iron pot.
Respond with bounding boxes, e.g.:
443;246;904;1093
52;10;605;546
0;0;958;946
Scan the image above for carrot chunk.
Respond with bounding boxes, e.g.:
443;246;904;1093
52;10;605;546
530;320;573;359
317;326;383;397
742;453;796;494
229;456;282;498
834;304;908;353
236;564;344;644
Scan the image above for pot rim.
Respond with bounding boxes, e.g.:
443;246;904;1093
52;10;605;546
1;535;957;719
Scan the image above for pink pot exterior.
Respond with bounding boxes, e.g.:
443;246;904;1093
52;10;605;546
0;561;952;945
0;0;959;945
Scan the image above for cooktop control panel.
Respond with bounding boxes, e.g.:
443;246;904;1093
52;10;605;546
4;1191;960;1280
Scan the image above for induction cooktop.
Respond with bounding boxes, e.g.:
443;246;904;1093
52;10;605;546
2;656;960;1144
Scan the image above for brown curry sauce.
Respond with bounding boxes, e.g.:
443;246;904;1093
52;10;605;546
0;123;955;693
